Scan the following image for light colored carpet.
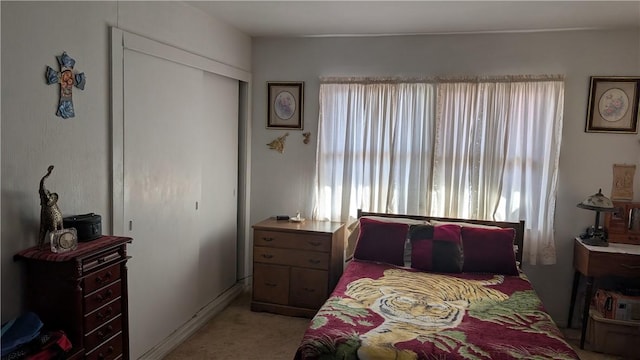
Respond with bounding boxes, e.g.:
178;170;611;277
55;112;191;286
166;292;622;359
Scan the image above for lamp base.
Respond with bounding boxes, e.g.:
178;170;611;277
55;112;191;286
581;236;609;247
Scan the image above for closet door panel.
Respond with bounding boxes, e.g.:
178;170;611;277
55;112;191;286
123;49;202;359
197;72;239;306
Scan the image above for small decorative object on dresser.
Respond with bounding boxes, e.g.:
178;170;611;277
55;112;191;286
38;165;64;249
267;82;304;129
15;236;133;360
585;76;639;133
251;218;344;317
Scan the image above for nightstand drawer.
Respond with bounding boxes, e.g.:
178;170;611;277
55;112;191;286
254;247;329;269
85;299;122;333
589;251;640;278
85;315;122;352
85;281;122;314
84;263;121;294
253;263;289;304
290;268;328;309
82;247;125;273
254;230;330;252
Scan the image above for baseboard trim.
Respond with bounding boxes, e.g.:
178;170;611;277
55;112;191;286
139;282;246;359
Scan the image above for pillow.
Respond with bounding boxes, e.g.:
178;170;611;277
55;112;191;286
410;224;463;273
461;227;518;275
353;218;409;266
346;216;429;263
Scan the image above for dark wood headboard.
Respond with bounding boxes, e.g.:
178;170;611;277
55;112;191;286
357;210;525;264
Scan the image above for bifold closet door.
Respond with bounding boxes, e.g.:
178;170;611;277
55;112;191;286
123;49;203;359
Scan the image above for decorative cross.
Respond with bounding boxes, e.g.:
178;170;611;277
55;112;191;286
45;52;86;119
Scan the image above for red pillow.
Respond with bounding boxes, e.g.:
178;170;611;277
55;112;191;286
410;224;463;273
461;227;518;275
353;218;409;266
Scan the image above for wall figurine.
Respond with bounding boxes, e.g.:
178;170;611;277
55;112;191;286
45;52;86;119
267;132;289;153
39;165;64;249
303;132;311;144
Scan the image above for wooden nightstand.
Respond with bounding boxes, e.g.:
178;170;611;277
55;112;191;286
251;218;345;317
567;238;640;349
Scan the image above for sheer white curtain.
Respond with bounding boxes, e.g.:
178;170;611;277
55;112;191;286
432;79;564;264
313;77;564;265
313;82;435;222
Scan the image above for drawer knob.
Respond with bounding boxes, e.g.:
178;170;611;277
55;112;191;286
96;271;113;284
309;241;321;246
98;346;115;359
261;254;274;259
96;289;113;302
265;282;277;287
303;287;315;293
308;259;321;264
97;325;114;339
262;237;274;242
97;307;113;320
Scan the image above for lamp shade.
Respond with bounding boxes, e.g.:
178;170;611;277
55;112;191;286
576;189;615;212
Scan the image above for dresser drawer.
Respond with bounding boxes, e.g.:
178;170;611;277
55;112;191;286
85;281;122;314
254;247;329;270
253;263;289;305
85;333;122;360
82;247;125;273
85;315;122;352
254;230;331;252
290;268;328;309
85;299;122;333
84;263;121;294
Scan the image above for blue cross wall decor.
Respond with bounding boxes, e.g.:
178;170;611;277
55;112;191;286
45;52;86;119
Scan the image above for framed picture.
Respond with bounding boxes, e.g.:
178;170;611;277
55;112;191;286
267;82;304;129
585;76;640;133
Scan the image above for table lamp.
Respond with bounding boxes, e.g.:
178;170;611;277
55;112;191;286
576;189;615;246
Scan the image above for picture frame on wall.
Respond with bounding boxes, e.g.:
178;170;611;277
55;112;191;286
267;81;304;129
585;76;640;133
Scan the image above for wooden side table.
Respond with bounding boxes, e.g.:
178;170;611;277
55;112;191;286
567;238;640;349
251;218;345;317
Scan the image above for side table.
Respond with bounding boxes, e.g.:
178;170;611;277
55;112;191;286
567;237;640;349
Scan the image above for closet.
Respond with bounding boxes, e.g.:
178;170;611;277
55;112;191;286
111;29;250;359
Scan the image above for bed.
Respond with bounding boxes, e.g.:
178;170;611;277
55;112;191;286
294;211;579;360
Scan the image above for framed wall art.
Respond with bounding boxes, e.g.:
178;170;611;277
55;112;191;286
585;76;640;133
267;81;304;129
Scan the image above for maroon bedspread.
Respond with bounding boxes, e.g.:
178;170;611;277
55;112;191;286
295;260;579;360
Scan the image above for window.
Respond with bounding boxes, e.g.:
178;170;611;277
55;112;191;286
313;76;564;265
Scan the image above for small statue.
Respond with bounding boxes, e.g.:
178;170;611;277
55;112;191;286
38;165;64;249
267;132;289;153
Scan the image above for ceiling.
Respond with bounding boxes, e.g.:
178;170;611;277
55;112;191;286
187;1;640;38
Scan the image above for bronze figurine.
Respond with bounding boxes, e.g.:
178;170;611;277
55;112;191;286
39;165;64;249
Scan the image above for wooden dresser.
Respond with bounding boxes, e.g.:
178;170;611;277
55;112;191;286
251;218;345;317
15;236;132;360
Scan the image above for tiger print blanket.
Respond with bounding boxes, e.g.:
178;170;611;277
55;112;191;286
295;260;579;360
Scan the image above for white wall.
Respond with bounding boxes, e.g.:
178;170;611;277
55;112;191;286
250;30;640;326
1;0;251;331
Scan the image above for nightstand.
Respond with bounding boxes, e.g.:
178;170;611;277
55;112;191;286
251;218;345;317
567;237;640;349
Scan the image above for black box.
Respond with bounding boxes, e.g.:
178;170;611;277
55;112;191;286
63;213;102;242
